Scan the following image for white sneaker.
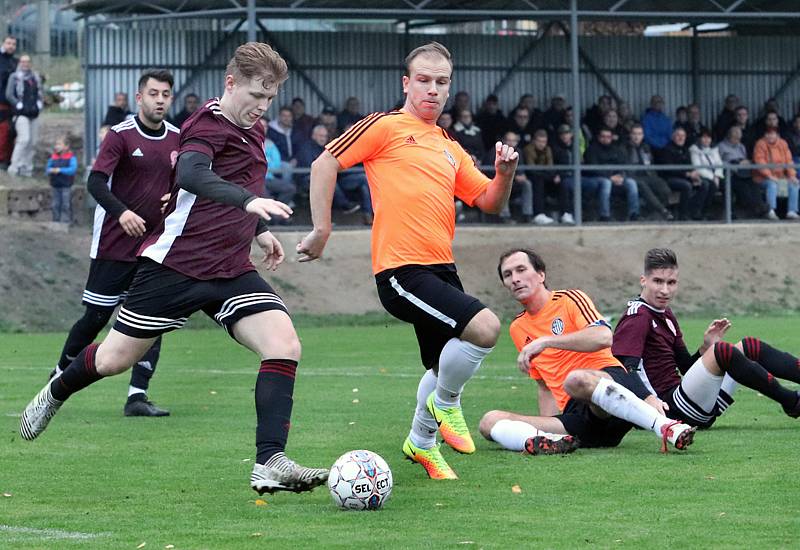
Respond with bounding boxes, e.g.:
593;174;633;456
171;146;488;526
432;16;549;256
19;382;64;440
766;209;779;220
786;210;800;220
250;452;329;494
532;213;555;225
660;421;696;452
560;212;575;225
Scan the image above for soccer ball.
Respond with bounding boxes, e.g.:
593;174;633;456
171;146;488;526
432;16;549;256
327;450;393;510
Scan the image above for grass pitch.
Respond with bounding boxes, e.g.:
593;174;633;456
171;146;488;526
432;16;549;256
1;316;798;549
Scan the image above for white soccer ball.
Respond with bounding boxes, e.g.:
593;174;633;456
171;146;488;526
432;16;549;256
327;449;393;510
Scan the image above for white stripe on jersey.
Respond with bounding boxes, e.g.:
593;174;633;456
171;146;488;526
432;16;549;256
626;298;666;315
389;275;457;328
140;189;196;264
635;359;658;396
89;203;106;259
214;293;286;324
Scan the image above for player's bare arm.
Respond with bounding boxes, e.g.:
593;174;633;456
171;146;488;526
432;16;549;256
517;324;612;373
472;141;520;214
297;150;341;262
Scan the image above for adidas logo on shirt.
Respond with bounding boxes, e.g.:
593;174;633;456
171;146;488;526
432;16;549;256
405;136;417;144
132;148;144;157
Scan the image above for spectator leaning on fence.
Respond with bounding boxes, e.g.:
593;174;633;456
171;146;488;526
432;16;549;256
47;136;78;224
752;127;800;221
6;54;43;177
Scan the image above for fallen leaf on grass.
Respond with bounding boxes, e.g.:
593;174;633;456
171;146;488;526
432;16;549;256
352;399;360;404
434;503;443;507
457;542;475;545
242;458;251;462
511;485;522;494
718;512;726;517
251;533;263;537
165;545;175;549
210;390;217;395
379;368;387;374
705;475;716;480
136;544;146;549
352;388;359;393
255;499;267;507
348;422;356;425
511;386;518;390
2;492;11;497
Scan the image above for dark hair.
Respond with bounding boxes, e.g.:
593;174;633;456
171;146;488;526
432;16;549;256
630;122;644;131
533;129;548;140
279;105;292;114
404;41;452;76
699;127;712;138
597;126;613;135
497;248;546;282
138;69;174;91
644;248;678;274
184;93;199;100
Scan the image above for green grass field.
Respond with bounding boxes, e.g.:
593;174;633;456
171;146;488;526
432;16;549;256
1;316;798;549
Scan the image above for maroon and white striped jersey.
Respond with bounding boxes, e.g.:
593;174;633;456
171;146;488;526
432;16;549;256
139;98;268;280
90;117;180;261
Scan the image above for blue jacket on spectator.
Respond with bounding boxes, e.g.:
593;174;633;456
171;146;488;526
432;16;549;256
264;139;282;181
642;108;673;150
46;150;78;188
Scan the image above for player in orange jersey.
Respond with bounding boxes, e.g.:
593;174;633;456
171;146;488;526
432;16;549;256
478;248;697;454
298;42;519;479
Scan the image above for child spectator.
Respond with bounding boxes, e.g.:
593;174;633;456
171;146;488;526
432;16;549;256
47;136;78;223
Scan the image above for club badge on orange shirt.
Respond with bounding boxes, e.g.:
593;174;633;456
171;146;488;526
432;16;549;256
443;148;456;167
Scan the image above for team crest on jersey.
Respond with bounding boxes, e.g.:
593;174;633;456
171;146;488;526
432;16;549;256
551;317;565;335
443;148;456;167
665;318;677;336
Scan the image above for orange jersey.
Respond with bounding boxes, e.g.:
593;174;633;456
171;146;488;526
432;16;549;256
326;110;491;274
509;289;621;411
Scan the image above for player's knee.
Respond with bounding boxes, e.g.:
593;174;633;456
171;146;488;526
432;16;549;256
464;309;500;348
269;332;302;362
563;371;596;400
478;410;502;440
94;343;133;376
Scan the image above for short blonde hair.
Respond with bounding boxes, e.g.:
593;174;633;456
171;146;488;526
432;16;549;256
404;41;452;76
226;42;288;88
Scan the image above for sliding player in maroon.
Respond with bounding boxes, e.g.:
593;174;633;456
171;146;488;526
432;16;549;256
20;43;328;494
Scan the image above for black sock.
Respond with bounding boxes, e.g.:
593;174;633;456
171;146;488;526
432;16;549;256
57;308;112;370
128;336;162;394
741;337;800;383
714;342;797;410
255;359;297;464
51;343;104;401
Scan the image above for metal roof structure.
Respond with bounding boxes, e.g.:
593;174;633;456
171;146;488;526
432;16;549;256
68;1;800;24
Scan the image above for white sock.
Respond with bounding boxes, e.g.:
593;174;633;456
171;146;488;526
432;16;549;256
435;338;493;408
590;377;669;436
128;386;146;398
408;370;439;449
721;373;739;397
489;419;566;451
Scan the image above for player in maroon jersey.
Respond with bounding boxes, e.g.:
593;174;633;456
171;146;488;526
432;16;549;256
50;69;178;417
20;43;328;494
613;248;800;428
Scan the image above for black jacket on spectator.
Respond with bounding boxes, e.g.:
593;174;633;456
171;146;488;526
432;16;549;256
452;121;484;160
476;109;507;150
675;120;703;147
102;106;131;127
654;141;692;179
626;141;658;177
583;141;626;178
712;108;738;143
0;50;17;105
552;140;574;179
543;107;566;136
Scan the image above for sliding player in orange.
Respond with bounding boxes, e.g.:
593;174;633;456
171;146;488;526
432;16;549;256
298;42;519;479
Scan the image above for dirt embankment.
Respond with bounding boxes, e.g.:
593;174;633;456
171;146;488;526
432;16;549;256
2;221;798;332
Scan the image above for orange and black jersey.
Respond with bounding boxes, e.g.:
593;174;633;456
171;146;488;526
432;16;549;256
509;289;621;411
326;110;491;274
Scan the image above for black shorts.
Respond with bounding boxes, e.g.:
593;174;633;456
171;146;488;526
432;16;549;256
555;366;639;448
376;264;486;369
112;259;288;339
82;259;139;309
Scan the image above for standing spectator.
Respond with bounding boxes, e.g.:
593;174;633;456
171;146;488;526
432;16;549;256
551;124;576;224
337;96;363;132
102;91;132;127
6;54;43;177
46;136;78;223
523;129;559;225
506;107;533;147
752;127;800;220
642;95;673;151
583;127;640;221
0;35;18;169
626;123;673;220
452;109;484;161
689;128;722;219
542;94;567;137
679;103;704;147
655;127;709;221
475;94;506;150
509;94;543;133
267;106;296;162
290;97;315;142
447;90;471;119
315;105;339;140
173;93;199;128
718;125;768;219
712;93;740;143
